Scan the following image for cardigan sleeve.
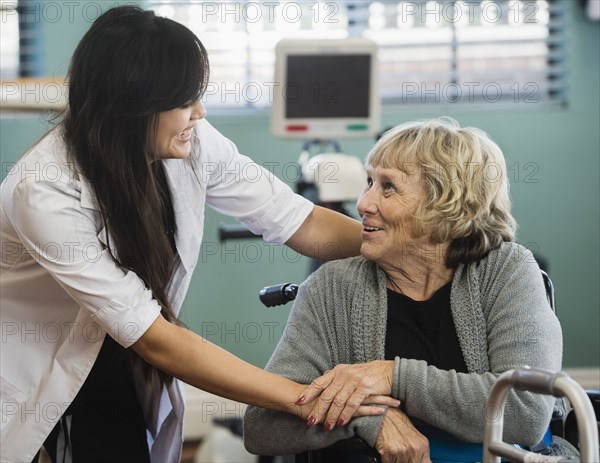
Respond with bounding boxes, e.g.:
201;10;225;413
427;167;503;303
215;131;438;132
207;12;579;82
243;277;385;455
391;244;562;445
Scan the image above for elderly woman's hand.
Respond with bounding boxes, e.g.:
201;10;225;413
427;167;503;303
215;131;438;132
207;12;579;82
292;394;400;424
376;408;431;463
298;360;396;429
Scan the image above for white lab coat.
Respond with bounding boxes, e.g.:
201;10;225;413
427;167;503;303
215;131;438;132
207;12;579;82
0;119;313;463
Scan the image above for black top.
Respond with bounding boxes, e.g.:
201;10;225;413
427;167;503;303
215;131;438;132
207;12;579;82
45;336;151;462
155;162;177;253
384;282;468;373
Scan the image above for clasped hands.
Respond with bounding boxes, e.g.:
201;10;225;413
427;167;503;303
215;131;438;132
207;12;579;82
294;360;431;463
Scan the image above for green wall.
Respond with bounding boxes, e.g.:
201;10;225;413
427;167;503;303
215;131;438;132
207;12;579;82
1;1;598;369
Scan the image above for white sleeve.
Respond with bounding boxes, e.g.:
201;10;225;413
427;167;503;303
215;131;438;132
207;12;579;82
3;169;162;348
196;119;314;244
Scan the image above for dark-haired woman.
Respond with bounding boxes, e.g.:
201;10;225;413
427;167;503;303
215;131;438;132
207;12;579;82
0;6;392;463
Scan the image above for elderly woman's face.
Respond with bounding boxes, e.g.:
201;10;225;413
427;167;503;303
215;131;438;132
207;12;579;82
357;164;425;266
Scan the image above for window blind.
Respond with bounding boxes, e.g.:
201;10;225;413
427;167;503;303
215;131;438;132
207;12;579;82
353;0;568;105
147;1;350;108
141;1;569;107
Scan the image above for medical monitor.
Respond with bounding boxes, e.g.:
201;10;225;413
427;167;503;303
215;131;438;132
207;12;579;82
271;38;379;139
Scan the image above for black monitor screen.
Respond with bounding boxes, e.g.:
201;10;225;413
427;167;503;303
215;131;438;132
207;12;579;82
285;54;371;119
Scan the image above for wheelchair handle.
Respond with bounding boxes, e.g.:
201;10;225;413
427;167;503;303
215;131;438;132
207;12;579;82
483;367;599;463
259;283;299;307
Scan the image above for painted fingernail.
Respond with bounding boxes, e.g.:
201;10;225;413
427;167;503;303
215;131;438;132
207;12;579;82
307;416;316;426
324;422;331;432
336;418;344;427
296;396;305;405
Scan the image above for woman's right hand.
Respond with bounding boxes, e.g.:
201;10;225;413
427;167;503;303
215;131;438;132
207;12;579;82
296;393;400;427
375;408;431;463
297;360;395;429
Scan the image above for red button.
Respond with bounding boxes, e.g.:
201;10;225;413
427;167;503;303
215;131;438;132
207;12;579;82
286;125;308;131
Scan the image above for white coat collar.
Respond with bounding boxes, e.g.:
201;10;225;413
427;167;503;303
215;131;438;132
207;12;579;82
78;172;99;211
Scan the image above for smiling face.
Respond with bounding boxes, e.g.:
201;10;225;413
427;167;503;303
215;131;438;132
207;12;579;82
357;164;428;268
156;99;206;159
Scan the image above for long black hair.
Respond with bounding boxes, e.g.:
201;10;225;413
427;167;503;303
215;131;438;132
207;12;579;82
62;5;209;383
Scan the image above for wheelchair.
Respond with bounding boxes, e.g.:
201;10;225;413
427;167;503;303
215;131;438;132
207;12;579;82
257;272;600;463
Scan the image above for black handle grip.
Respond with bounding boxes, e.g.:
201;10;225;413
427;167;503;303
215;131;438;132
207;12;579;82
259;283;299;307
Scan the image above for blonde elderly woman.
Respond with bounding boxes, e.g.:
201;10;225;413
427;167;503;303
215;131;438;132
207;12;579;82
244;118;573;462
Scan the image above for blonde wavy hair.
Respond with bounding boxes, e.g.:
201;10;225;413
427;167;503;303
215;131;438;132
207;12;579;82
367;117;517;267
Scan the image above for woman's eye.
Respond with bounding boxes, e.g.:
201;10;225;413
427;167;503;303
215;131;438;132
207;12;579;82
384;182;396;191
366;177;373;187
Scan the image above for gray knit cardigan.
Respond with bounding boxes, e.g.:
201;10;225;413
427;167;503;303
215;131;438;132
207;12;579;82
243;242;562;456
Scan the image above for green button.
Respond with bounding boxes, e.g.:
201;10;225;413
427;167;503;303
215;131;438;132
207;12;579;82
346;124;369;131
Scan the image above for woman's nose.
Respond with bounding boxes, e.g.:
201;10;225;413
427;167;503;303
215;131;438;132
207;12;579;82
192;99;206;120
357;188;378;216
